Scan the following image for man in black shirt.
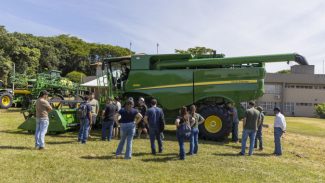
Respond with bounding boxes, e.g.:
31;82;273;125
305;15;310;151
102;98;118;141
136;97;148;138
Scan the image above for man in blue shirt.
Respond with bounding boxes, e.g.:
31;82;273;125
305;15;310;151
144;99;165;155
78;96;92;144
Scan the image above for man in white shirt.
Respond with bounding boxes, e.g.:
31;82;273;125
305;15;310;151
273;107;286;156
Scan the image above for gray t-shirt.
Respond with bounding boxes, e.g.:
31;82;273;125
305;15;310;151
89;99;99;114
244;108;260;131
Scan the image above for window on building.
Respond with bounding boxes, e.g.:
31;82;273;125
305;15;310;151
265;84;282;94
283;102;294;113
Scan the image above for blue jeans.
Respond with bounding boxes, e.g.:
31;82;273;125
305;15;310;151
78;119;90;143
274;127;283;155
240;129;256;155
35;118;49;148
232;122;239;142
116;122;136;159
255;125;263;149
189;128;199;154
149;128;163;154
102;121;114;140
177;132;186;160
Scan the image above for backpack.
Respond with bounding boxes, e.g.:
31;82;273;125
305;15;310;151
77;103;88;119
177;118;191;137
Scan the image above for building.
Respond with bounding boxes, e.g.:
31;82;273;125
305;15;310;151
257;65;325;117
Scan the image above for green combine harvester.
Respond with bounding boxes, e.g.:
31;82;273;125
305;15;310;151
97;52;308;140
16;70;86;133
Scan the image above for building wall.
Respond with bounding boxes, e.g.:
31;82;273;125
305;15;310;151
257;65;325;117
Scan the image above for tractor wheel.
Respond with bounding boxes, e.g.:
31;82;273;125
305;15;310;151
198;105;232;141
0;93;13;109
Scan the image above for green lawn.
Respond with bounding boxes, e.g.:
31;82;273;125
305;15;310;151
0;109;325;183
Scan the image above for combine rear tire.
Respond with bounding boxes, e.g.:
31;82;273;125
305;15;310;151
199;106;231;141
0;93;13;109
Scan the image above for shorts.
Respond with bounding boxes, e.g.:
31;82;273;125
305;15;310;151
137;121;146;129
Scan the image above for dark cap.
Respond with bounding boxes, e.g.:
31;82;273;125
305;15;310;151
39;90;49;97
248;101;255;106
273;107;281;112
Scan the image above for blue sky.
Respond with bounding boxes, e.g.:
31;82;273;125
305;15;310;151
1;0;325;73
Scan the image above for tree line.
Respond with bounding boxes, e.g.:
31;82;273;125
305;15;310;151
0;25;131;85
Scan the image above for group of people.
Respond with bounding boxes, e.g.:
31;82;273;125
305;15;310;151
34;90;287;160
238;101;286;156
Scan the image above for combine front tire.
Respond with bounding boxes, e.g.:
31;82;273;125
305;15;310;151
199;106;231;141
0;93;13;109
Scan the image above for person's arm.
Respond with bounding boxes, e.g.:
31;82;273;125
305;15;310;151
89;111;93;125
242;117;246;128
198;114;205;125
190;117;195;127
135;113;143;124
282;117;287;132
96;101;99;115
175;118;180;127
144;116;148;124
45;101;52;112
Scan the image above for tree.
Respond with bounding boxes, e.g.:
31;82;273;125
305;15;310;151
315;104;325;118
0;49;12;85
66;71;86;83
175;46;215;55
277;69;291;74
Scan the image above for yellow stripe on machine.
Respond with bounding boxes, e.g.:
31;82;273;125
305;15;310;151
135;79;257;90
14;90;31;95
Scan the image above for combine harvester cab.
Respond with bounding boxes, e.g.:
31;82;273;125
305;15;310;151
100;52;308;140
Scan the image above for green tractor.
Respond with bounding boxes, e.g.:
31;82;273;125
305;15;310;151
97;52;308;140
0;80;14;109
16;70;86;133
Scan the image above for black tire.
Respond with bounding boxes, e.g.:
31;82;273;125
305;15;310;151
198;105;231;141
0;92;13;109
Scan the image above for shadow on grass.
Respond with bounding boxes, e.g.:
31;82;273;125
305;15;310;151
142;156;178;162
212;153;241;157
47;140;76;145
0;130;33;136
80;155;115;160
0;145;32;150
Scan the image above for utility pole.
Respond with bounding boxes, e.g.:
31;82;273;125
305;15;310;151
12;63;15;94
323;60;324;74
156;43;159;54
129;42;132;55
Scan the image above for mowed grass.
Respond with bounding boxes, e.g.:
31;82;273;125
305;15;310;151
0;109;325;183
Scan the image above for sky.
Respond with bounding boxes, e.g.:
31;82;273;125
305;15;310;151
1;0;325;73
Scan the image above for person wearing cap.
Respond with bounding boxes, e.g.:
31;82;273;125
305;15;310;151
35;90;52;150
273;107;286;156
254;106;264;150
136;97;148;138
239;101;261;156
115;100;143;159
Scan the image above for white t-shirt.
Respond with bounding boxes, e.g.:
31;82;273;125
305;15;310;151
274;112;286;131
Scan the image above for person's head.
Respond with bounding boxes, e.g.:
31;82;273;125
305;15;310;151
90;92;95;100
226;102;233;108
179;106;188;118
190;105;196;114
106;98;113;104
138;97;145;106
151;98;157;107
257;106;263;112
39;90;49;99
125;100;134;111
248;101;255;108
84;95;89;102
273;107;281;114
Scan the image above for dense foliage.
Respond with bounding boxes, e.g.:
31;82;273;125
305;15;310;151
0;25;130;85
175;46;215;55
315;103;325;118
66;71;87;83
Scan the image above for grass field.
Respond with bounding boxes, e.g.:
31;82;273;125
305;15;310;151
0;109;325;183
